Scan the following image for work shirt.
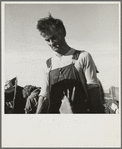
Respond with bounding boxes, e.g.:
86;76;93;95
40;48;99;99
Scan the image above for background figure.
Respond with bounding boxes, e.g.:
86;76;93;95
4;77;26;114
4;77;41;114
36;14;105;114
23;85;41;113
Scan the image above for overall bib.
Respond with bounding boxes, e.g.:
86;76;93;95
47;51;91;113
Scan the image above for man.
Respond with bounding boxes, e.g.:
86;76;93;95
36;14;104;113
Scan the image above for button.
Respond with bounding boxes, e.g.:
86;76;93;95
87;109;90;112
84;99;87;102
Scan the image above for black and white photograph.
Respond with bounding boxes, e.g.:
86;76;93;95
2;1;121;148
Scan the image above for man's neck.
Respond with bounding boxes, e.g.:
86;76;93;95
56;44;71;58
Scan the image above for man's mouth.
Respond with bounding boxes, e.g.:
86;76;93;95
52;45;59;49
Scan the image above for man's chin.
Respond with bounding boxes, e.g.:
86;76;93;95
51;47;60;52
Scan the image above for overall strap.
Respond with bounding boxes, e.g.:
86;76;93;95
72;50;82;60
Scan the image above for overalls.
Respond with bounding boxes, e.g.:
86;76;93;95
46;51;91;113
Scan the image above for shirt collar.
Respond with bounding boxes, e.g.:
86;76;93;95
53;48;75;58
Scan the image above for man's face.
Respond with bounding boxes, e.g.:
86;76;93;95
41;28;65;53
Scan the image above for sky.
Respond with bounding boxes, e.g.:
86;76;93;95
3;2;120;90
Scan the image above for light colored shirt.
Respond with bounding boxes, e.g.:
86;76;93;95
40;49;99;98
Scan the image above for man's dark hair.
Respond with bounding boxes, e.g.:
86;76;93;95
37;14;66;37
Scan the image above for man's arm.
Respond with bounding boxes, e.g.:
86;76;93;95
36;96;49;113
88;87;103;113
36;96;45;113
36;61;50;114
79;52;104;113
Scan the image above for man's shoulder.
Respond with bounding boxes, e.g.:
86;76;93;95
78;50;91;59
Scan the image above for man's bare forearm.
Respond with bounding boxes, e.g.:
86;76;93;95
36;96;45;114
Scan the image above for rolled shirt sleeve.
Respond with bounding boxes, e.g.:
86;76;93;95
77;51;99;90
